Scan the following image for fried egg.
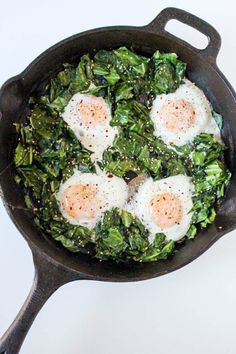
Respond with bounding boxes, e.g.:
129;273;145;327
127;174;194;242
150;78;221;146
56;170;128;229
62;93;117;160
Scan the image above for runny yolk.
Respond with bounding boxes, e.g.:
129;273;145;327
61;184;100;222
150;193;182;229
159;99;195;133
77;97;108;125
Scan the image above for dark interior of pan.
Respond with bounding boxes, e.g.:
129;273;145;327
1;11;236;282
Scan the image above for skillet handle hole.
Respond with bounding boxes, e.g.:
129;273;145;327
165;19;209;50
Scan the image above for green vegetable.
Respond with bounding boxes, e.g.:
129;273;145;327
93;63;120;85
94;209;174;262
212;110;223;130
70;54;93;93
186;225;197;239
113;47;149;77
115;82;134;102
189;134;231;233
151;51;186;93
101;102;187;179
121;210;133;227
136;234;175;262
14;143;33;167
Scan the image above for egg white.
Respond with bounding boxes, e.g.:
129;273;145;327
62;93;117;161
150;78;221;146
56;170;128;229
126;174;194;242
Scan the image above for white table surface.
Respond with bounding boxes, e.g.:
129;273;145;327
1;1;236;353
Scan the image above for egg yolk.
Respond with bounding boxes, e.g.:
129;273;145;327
61;184;100;222
150;193;182;229
159;99;195;133
77;97;108;125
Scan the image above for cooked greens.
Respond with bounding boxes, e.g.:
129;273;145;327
94;208;175;262
13;47;231;263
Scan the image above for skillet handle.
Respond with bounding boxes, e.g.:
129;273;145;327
0;250;80;354
145;7;221;63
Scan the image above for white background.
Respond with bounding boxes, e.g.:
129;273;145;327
1;1;236;353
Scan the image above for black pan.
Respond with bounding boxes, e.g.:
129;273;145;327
0;7;236;354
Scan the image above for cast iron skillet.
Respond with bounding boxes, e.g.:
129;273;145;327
0;7;236;354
